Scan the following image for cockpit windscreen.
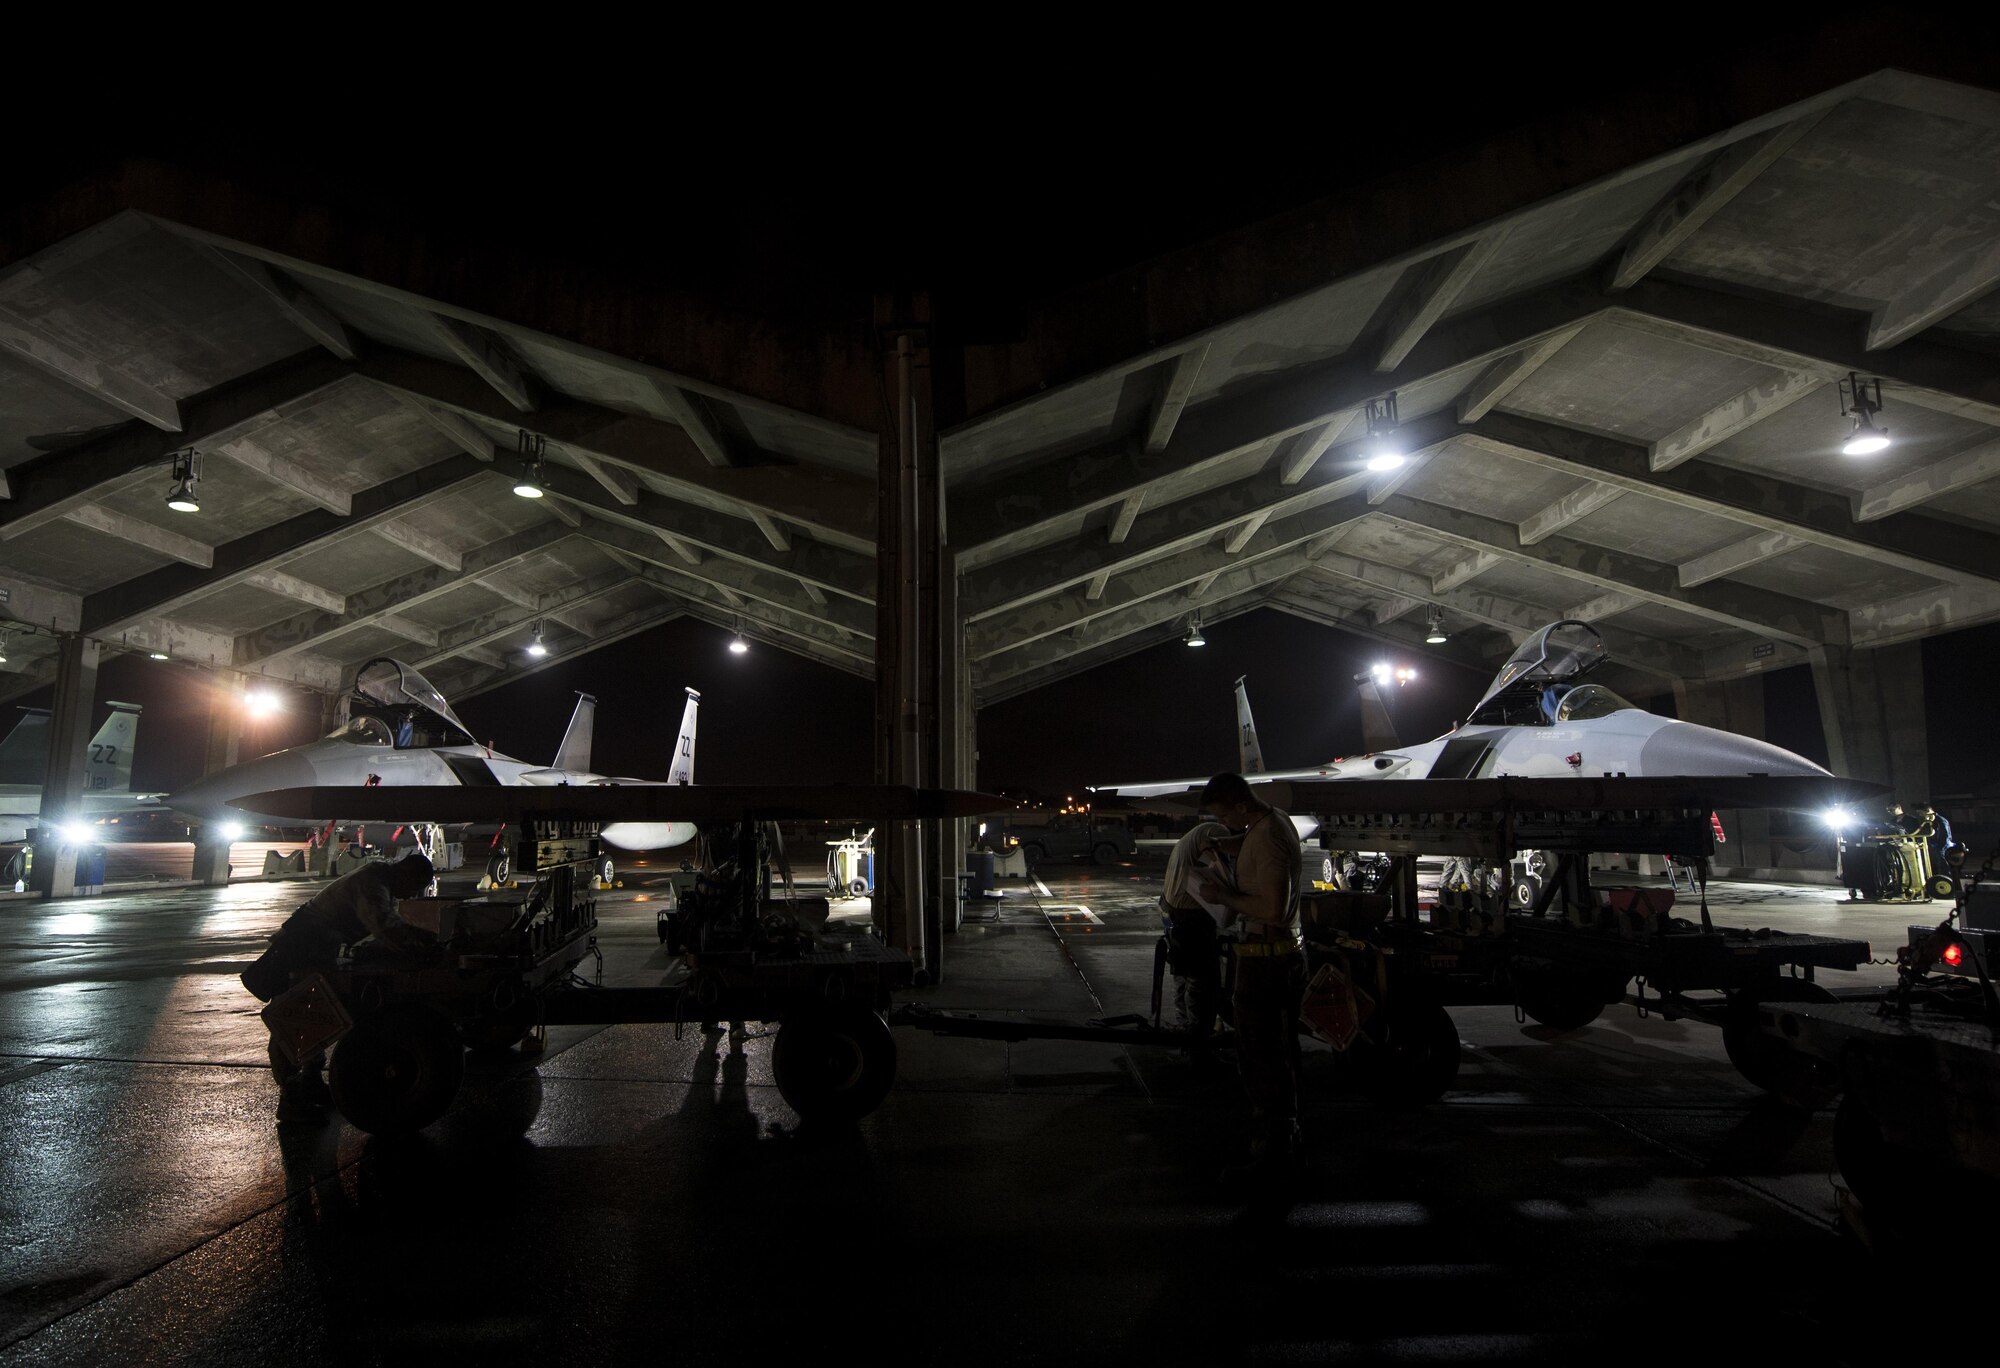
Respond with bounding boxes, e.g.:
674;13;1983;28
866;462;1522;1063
350;659;475;748
1467;621;1609;726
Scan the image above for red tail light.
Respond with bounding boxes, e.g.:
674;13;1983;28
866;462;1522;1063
1943;940;1966;967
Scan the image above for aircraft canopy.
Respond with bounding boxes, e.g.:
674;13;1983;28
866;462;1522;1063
350;659;475;748
1467;621;1607;726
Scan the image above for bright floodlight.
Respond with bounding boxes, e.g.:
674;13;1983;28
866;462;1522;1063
1823;806;1855;832
245;689;282;718
219;821;246;842
1396;666;1417;684
58;820;92;845
148;651;169;661
165;476;201;513
527;629;548;658
1365;450;1405;473
1185;624;1206;647
1371;663;1392;683
513;476;545;498
729;632;750;655
1842;414;1890;456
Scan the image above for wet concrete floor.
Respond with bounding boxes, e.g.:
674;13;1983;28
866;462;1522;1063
0;854;1954;1365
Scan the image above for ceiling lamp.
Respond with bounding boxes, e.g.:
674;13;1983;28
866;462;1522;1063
165;449;202;513
526;621;548;658
1364;393;1404;472
1424;607;1448;644
246;688;282;718
513;430;548;498
1839;373;1890;456
1185;616;1206;647
148;649;170;661
728;620;750;655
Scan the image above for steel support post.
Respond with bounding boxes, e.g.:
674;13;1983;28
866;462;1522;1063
1809;642;1930;803
193;676;246;887
29;634;100;899
875;311;942;981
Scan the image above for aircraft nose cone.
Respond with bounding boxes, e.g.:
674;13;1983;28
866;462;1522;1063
168;753;319;826
1638;722;1831;777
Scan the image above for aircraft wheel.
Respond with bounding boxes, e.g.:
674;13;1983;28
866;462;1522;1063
1722;979;1840;1107
329;1003;465;1136
486;849;512;886
596;856;615;886
772;1006;897;1123
1357;1000;1460;1108
1512;966;1621;1033
1511;875;1542;910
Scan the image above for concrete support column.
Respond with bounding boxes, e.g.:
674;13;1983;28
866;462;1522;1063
1809;642;1930;802
193;677;246;887
29;634;101;899
874;303;945;983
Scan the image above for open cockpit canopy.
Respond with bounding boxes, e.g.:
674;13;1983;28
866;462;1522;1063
347;659;476;749
1467;621;1612;727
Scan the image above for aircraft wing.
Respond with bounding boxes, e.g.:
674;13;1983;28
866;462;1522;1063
1261;774;1888;815
237;784;1009;824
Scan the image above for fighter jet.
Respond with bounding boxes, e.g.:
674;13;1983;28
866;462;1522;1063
166;658;703;851
0;702;162;843
1104;620;1829;804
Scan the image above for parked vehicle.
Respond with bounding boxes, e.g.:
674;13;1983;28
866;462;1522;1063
1014;813;1136;866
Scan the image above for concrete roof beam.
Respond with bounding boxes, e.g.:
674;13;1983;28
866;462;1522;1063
1853;436;2000;522
1866;235;2000;351
1376;231;1509;372
428;315;539;413
1608;112;1827;292
1455;327;1584;423
1145;345;1209;453
1676;531;1806;588
1518;484;1625;545
62;505;212;569
0;305;183;431
198;246;361;361
1647;371;1827;473
372;520;462;571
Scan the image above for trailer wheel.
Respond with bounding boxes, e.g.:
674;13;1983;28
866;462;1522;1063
1358;1001;1460;1108
1927;873;1957;901
849;879;869;897
772;1007;897;1123
1722;979;1839;1107
329;1003;465;1135
1511;875;1541;910
1512;966;1621;1033
460;1010;534;1054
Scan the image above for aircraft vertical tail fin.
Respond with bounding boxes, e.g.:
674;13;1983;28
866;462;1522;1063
1357;678;1401;754
86;703;142;792
667;688;699;785
0;708;51;786
553;693;596;773
1233;676;1266;775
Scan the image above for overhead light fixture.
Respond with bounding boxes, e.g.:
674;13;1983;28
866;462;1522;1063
729;619;749;655
513;430;548;498
148;650;169;661
1424;607;1448;645
1839;373;1891;456
164;449;202;513
1364;392;1404;472
1185;616;1206;647
246;689;282;718
1396;666;1417;685
527;621;548;658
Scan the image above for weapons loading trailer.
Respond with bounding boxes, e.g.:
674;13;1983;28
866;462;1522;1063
253;785;979;1135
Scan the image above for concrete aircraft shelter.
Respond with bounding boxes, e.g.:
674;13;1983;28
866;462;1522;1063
2;42;1998;955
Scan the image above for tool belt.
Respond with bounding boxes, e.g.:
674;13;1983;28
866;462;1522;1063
1231;937;1302;958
